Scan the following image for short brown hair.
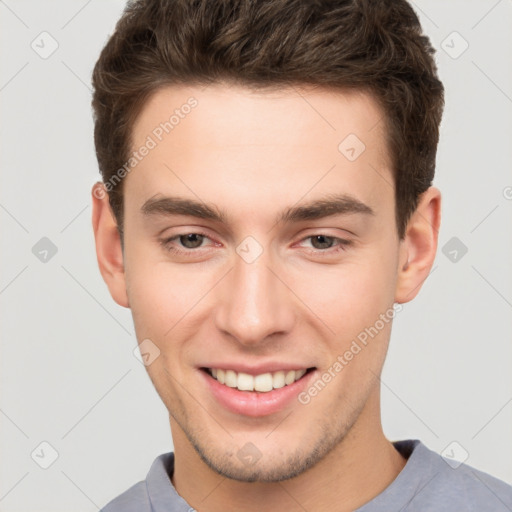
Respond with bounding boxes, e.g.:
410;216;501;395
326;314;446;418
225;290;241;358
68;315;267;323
92;0;444;240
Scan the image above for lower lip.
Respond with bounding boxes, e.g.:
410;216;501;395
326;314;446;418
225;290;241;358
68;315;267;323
200;369;316;417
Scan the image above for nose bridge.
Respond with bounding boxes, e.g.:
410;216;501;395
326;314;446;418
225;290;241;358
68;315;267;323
214;243;294;345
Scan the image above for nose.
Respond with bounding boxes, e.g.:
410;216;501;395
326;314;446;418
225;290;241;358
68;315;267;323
213;243;296;347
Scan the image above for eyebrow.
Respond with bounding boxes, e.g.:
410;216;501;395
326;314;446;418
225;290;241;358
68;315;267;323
141;193;375;224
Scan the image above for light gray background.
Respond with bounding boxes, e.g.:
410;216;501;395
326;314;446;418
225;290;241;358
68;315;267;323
1;1;511;510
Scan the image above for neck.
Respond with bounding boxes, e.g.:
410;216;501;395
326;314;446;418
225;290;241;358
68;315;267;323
170;389;406;512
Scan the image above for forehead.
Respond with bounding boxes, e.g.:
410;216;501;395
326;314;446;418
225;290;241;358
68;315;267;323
125;83;393;224
131;82;388;152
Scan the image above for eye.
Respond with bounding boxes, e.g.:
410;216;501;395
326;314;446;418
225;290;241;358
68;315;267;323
160;232;214;255
308;235;337;250
176;233;207;249
159;232;353;258
299;234;352;254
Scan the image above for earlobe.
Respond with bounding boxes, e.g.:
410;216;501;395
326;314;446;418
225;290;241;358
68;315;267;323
91;182;130;308
394;186;441;304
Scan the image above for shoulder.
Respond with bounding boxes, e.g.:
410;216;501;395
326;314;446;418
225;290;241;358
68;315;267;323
396;440;512;511
100;481;150;512
432;455;512;510
99;452;178;512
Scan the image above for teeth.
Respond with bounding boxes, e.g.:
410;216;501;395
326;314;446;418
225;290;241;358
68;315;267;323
272;370;285;389
284;370;296;385
225;370;237;387
254;373;273;392
237;372;254;391
295;369;307;380
208;368;308;392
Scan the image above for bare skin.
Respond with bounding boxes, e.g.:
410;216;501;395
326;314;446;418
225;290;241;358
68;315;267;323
92;83;440;511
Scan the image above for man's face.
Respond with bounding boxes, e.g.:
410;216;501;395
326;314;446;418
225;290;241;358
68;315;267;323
122;84;402;481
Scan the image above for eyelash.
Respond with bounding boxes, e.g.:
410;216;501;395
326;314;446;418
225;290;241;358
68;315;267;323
159;232;353;257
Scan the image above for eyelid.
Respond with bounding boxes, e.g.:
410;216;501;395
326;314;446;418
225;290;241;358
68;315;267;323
296;234;351;246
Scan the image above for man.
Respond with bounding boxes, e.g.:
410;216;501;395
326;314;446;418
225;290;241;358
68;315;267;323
91;0;512;510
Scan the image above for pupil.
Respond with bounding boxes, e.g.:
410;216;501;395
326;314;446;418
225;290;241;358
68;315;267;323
313;235;332;249
182;234;203;248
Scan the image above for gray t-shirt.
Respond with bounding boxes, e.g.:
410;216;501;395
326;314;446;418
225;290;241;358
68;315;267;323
100;439;512;511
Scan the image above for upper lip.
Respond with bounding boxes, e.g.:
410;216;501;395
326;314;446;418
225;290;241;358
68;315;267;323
200;362;315;375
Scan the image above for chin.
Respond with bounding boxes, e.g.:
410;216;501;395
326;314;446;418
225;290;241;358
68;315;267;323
184;419;352;483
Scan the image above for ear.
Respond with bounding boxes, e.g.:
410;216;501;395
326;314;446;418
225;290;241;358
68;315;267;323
395;186;441;303
91;182;129;308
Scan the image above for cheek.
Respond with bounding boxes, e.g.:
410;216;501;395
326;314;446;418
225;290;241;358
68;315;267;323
128;269;190;337
292;249;398;340
126;263;203;389
125;242;183;336
125;244;220;346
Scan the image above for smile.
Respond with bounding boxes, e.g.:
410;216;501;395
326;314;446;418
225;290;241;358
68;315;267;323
200;365;317;416
205;368;310;392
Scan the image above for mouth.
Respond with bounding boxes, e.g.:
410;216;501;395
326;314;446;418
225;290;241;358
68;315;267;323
200;365;317;417
201;367;315;393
